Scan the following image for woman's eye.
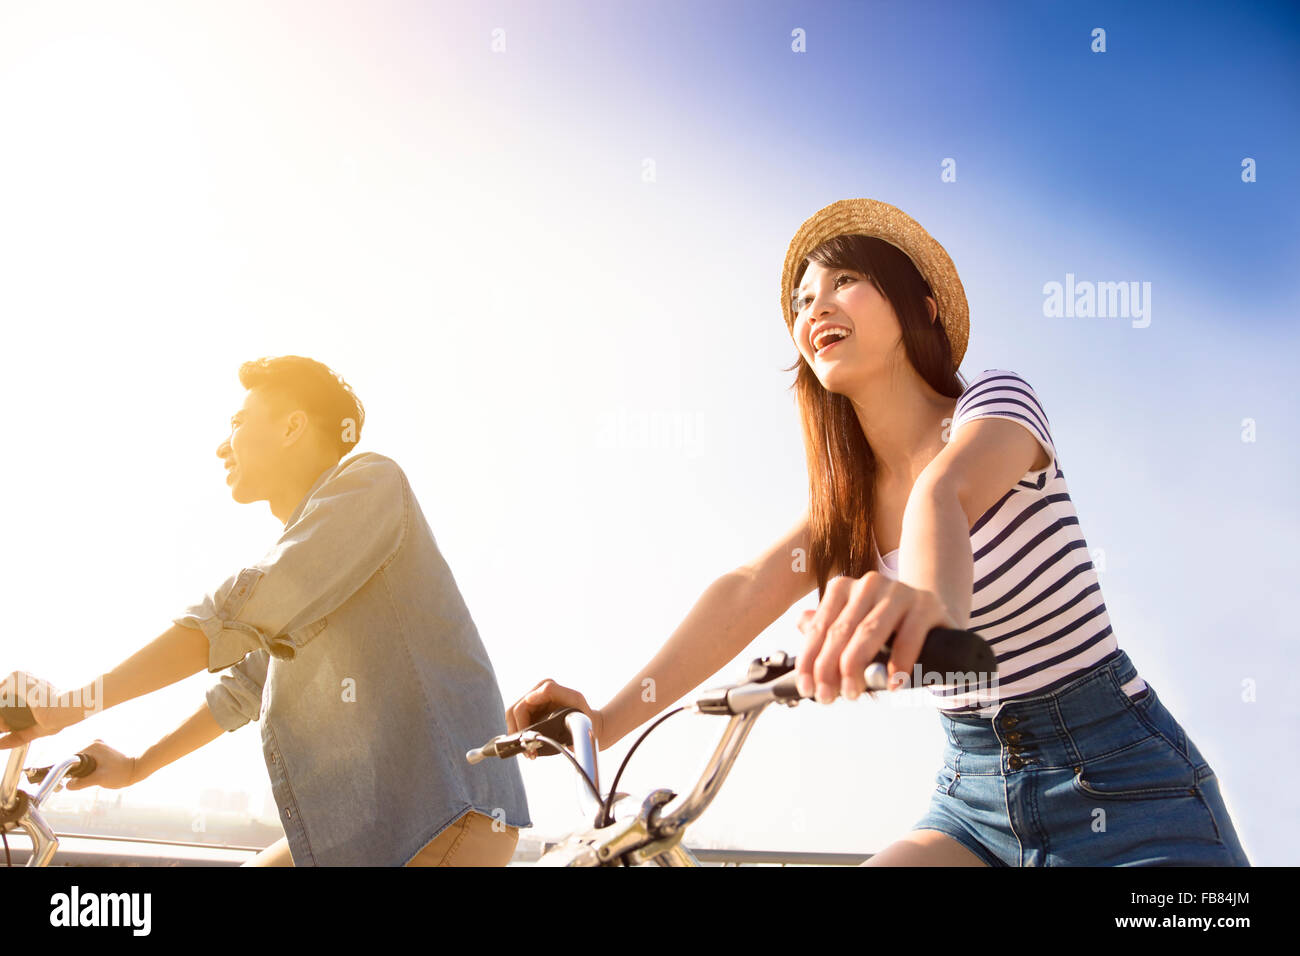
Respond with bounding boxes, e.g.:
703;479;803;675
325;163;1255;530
795;273;856;311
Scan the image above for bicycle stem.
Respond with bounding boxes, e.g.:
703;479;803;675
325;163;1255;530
652;708;765;835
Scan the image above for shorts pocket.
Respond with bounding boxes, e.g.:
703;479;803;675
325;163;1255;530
1071;733;1197;800
1125;683;1214;772
935;764;960;797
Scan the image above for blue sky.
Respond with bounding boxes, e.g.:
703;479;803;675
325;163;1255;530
2;0;1295;864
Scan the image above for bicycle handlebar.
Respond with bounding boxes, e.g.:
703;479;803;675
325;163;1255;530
2;745;99;867
3;749;97;812
653;625;993;833
470;625;995;865
697;625;997;715
468;709;604;822
466;707;584;763
25;754;97;786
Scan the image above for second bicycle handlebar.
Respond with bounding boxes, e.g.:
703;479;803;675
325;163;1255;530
469;625;995;850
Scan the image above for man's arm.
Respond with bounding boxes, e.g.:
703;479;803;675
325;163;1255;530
69;621;264;739
180;454;408;672
70;623;211;716
64;703;229;792
1;624;211;745
132;703;228;782
3;455;404;745
74;652;265;788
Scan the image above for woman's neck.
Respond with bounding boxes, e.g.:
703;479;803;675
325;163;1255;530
845;368;958;484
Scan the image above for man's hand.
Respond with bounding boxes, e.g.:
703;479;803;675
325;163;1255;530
506;680;605;757
0;671;88;749
65;740;140;790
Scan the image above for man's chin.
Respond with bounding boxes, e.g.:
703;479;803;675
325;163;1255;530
228;481;256;504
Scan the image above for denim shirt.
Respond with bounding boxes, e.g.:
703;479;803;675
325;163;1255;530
175;452;531;865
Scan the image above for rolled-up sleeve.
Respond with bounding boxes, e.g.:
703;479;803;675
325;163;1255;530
176;454;409;673
206;649;269;732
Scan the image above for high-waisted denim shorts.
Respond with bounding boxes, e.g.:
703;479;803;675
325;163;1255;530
912;648;1250;866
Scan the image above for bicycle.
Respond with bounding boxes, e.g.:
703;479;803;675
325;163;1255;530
468;625;995;866
0;724;98;867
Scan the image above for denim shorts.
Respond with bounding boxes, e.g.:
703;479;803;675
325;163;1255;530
911;648;1250;866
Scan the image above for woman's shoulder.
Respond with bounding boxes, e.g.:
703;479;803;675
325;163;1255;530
959;368;1037;396
957;369;1050;418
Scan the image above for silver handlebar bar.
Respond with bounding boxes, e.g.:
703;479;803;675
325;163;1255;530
521;664;890;859
563;711;602;823
653;710;763;836
1;745;25;813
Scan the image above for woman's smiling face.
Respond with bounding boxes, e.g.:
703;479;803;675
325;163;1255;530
791;260;903;392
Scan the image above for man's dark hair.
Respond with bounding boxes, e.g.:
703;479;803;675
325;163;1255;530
239;356;365;460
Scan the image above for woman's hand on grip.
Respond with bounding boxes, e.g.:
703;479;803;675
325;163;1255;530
795;572;958;703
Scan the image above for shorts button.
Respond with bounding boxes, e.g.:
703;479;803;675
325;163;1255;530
1006;732;1022;743
1000;715;1019;729
1008;756;1023;770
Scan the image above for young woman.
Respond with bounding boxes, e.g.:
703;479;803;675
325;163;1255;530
508;198;1250;867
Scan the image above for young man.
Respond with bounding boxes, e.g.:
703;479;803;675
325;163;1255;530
0;356;529;865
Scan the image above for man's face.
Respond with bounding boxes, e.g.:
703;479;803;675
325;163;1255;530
217;387;293;503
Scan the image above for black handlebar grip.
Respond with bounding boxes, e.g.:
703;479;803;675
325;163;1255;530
874;626;997;681
70;754;97;778
772;626;996;700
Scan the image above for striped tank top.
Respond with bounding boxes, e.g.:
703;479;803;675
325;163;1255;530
873;369;1146;716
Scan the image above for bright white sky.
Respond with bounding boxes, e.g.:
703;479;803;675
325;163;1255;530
1;1;1295;863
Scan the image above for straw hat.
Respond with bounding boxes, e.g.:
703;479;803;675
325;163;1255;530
781;198;969;371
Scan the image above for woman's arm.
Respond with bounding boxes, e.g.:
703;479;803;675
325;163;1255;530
797;415;1046;701
896;476;973;631
794;480;974;702
595;512;817;749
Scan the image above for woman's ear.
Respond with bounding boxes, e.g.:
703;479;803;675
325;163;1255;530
926;296;938;324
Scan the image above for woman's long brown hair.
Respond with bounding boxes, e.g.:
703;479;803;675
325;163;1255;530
786;235;969;599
